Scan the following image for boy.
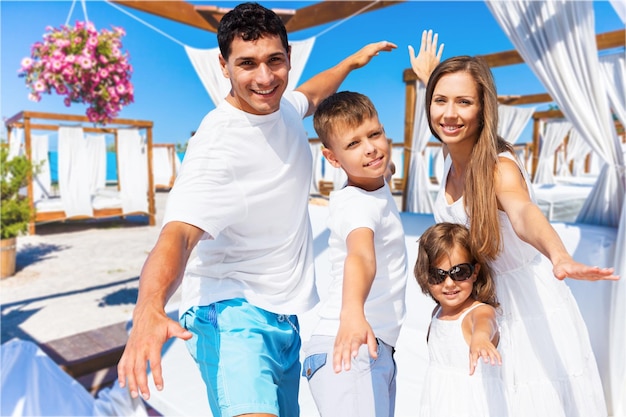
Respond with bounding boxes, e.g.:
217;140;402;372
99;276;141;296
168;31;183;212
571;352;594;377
303;91;408;417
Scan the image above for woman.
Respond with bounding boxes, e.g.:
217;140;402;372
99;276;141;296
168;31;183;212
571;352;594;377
423;55;617;417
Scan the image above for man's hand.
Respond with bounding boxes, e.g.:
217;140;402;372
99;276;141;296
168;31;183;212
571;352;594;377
117;306;192;400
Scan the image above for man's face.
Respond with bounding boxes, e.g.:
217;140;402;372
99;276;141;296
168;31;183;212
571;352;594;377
219;34;291;115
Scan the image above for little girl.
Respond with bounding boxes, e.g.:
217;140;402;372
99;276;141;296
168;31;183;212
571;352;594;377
415;222;507;417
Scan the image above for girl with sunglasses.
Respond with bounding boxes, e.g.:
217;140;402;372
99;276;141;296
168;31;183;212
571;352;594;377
415;222;507;417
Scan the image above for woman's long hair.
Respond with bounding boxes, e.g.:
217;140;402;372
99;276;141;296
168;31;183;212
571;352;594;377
425;56;515;261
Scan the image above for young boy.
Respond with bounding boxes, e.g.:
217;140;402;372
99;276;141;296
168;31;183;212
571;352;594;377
117;3;397;416
303;91;408;417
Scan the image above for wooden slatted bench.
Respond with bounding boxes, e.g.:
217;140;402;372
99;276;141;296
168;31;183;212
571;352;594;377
38;321;128;394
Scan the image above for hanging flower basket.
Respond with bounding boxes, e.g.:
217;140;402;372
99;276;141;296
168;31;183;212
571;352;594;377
18;21;134;124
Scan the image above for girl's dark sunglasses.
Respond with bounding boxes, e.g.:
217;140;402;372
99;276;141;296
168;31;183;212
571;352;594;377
428;263;475;285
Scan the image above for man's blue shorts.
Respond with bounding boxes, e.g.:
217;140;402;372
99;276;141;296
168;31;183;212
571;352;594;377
180;298;301;417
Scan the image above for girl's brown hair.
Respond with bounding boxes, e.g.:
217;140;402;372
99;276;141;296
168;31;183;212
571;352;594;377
415;222;499;308
425;56;515;261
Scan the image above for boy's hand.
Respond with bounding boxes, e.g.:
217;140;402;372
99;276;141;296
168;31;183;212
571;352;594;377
333;317;378;373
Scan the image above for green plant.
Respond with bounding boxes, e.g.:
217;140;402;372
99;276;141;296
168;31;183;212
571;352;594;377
0;146;34;239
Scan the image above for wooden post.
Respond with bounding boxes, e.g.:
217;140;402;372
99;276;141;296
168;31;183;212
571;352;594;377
402;74;417;212
146;125;156;226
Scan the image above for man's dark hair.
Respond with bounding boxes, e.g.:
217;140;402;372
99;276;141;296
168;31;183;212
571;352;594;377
217;2;289;60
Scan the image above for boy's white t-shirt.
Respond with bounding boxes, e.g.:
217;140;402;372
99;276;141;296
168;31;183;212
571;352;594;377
164;91;319;315
313;184;408;346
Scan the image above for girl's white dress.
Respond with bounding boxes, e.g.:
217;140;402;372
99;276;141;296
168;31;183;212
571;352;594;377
419;303;507;417
433;153;607;417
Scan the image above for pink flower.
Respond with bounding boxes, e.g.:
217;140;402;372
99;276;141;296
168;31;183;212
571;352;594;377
33;80;46;92
19;21;133;124
79;56;92;69
20;57;33;70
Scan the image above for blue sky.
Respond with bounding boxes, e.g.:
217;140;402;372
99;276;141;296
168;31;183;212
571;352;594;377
1;1;623;148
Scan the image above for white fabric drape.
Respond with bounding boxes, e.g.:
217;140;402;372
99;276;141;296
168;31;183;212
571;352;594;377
609;0;626;23
487;0;625;227
310;142;323;194
58;126;93;217
0;339;149;416
117;129;149;214
31;134;52;201
7;128;23;160
405;82;435;213
497;104;535;144
185;37;316;107
555;145;571;177
566;129;593;177
85;134;107;195
610;201;626;417
599;53;626;128
152;146;180;189
533;120;571;184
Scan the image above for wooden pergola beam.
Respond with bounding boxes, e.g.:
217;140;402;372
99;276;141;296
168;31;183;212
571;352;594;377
284;1;403;33
111;0;402;34
111;0;219;32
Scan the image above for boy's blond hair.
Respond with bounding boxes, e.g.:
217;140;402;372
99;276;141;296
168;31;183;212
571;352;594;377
313;91;378;148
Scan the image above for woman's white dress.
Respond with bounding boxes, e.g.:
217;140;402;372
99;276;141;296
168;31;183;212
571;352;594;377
419;303;508;417
433;153;606;417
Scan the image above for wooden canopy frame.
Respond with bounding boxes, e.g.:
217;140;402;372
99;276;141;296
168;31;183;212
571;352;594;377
401;29;626;210
111;0;402;33
4;111;156;234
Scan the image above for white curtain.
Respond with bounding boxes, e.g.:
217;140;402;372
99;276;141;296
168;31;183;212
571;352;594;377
599;53;626;128
185;37;316;107
85;134;107;195
117;129;149;214
58;126;93;218
566;129;593;177
609;0;626;23
533;120;571;185
31;134;52;201
405;82;435;213
497;104;535;144
152;146;177;189
7;128;23;160
610;201;626;417
310;142;323;194
487;0;625;228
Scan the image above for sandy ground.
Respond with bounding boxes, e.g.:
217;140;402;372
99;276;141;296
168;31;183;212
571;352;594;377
0;192;174;345
0;191;401;346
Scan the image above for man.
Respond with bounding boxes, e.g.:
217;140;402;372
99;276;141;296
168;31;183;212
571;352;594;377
117;3;396;416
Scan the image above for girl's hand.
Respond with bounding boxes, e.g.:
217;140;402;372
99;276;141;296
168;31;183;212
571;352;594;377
469;336;501;375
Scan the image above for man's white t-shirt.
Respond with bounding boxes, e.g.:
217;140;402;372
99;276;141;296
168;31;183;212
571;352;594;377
313;184;408;346
164;91;319;315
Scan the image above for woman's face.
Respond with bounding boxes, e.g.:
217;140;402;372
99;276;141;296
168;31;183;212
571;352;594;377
429;71;481;148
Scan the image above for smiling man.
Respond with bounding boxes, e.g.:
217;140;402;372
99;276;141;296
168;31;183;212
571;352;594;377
116;3;396;417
